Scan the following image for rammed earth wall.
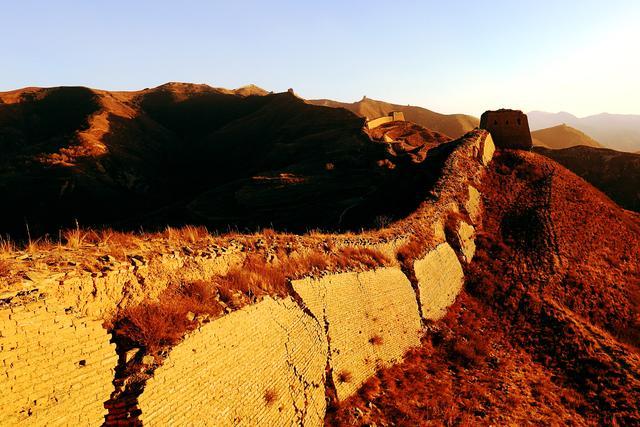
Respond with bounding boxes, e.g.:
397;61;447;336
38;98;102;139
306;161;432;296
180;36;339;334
0;129;495;425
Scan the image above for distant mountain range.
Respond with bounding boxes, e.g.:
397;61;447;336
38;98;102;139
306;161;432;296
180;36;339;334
307;97;478;139
528;111;640;153
531;124;602;149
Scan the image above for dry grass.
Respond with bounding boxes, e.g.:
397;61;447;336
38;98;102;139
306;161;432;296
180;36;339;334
215;247;390;303
0;260;11;277
63;227;88;249
0;236;15;253
162;225;211;245
397;223;437;266
26;237;53;254
111;281;223;354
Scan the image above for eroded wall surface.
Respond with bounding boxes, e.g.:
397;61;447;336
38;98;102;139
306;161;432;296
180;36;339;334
0;299;117;426
138;297;328;427
292;268;422;400
0;129;497;426
414;243;465;321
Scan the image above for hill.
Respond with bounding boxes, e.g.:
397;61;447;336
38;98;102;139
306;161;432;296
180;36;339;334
531;124;602;149
330;149;640;425
0;83;451;238
528;111;640;152
534;145;640;212
307;96;478;139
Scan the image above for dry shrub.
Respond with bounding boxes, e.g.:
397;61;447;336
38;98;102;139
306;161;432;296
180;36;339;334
397;224;437;266
369;335;384;346
0;260;11;276
449;337;489;367
112;281;223;354
337;370;353;384
263;388;278;406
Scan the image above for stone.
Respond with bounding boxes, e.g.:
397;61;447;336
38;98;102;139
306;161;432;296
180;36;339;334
125;348;139;363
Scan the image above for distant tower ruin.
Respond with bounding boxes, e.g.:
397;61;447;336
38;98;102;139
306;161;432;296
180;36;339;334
480;109;533;150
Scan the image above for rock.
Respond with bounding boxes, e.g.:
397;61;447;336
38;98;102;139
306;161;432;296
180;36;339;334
186;311;196;321
98;255;116;263
142;355;155;365
125;348;139;363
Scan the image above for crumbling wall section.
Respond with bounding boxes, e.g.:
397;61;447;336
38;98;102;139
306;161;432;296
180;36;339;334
292;268;422;400
138;297;328;426
0;298;117;425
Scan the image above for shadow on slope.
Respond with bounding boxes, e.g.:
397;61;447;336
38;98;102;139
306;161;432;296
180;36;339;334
329;150;640;425
0;84;457;238
535;145;640;212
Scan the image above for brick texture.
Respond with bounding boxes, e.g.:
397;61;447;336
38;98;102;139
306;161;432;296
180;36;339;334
138;297;328;426
414;243;465;321
0;300;117;425
292;268;422;401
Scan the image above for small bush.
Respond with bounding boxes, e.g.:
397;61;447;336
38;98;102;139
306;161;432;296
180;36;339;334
0;260;11;276
263;388;278;406
337;370;353;384
112;281;224;354
369;335;384;346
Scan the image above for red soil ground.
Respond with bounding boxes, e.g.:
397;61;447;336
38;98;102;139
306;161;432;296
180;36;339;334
329;150;640;426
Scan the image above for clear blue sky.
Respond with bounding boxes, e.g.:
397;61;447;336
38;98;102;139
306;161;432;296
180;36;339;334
2;0;639;116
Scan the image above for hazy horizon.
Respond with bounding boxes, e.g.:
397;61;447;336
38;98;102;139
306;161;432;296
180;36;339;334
2;0;639;117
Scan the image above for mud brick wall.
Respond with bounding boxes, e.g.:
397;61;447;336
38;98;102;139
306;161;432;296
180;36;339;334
0;300;117;425
292;268;422;400
138;297;328;426
414;243;465;321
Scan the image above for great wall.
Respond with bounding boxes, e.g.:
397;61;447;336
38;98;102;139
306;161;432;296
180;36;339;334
0;127;495;426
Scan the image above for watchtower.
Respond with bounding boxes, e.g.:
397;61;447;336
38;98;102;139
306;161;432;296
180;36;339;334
480;109;532;150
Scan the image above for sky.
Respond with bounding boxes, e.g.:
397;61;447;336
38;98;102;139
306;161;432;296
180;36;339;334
1;0;639;117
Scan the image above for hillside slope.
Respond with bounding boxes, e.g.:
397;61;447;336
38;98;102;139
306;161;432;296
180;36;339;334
532;124;602;149
535;145;640;212
0;84;451;237
528;111;640;152
308;97;478;139
330;150;640;425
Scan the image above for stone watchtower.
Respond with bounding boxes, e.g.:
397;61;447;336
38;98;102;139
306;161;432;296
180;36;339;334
480;109;532;150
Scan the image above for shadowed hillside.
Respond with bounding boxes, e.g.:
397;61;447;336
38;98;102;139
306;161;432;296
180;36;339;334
0;83;453;238
532;123;602;149
307;96;478;139
535;145;640;212
330;150;640;425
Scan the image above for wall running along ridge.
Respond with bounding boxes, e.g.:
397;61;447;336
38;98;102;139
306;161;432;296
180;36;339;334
0;129;495;425
365;111;405;129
